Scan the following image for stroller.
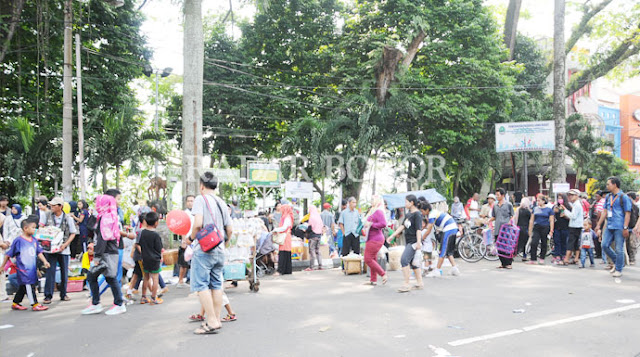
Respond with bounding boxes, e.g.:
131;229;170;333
255;232;276;277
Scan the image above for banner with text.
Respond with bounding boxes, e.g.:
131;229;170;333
495;121;556;153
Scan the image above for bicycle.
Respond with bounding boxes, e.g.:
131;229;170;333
456;220;485;263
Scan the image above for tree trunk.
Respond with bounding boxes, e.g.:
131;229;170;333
453;166;461;198
116;164;121;190
0;0;25;63
503;0;522;61
375;47;403;106
551;0;567;191
102;164;108;193
182;0;204;200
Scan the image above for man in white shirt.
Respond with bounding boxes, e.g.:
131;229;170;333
43;197;78;304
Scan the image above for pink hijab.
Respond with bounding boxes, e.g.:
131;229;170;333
308;206;323;234
279;204;294;229
96;195;120;244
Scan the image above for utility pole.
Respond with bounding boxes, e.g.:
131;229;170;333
182;0;204;199
551;0;567;194
154;72;160;181
62;0;73;201
75;33;86;200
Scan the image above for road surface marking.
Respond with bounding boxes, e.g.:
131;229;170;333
448;304;640;347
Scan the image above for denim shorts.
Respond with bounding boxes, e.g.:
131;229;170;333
190;246;225;292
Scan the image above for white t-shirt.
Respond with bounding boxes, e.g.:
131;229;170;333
192;194;231;251
469;200;479;219
49;213;78;255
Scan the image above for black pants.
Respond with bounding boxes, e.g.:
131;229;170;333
277;250;292;275
341;233;360;256
517;226;529;256
530;225;550;261
14;284;38;306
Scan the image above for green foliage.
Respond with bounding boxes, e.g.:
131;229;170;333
0;0;151;198
583;151;640;193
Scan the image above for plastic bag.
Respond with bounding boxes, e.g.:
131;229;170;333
412;249;423;267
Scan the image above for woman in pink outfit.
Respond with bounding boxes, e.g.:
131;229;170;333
363;195;388;285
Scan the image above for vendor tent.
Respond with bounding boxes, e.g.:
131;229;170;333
382;189;447;210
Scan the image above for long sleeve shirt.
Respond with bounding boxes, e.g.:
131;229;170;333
565;200;584;228
366;210;387;243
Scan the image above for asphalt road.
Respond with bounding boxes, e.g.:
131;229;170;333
1;259;639;357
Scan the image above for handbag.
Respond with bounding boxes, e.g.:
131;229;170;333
195;195;226;252
272;232;286;245
184;245;194;262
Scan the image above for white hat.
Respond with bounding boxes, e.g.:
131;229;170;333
568;189;580;196
487;194;497;200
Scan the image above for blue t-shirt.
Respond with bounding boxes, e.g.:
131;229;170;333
5;236;43;285
603;192;632;230
533;206;554;227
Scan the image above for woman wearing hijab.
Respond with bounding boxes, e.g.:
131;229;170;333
451;197;464;220
363;195;388;285
514;197;532;261
272;204;294;275
2;204;26;245
305;206;324;271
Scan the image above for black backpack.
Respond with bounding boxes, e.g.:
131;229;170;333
86;214;98;232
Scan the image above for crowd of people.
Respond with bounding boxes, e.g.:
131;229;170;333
0;174;636;333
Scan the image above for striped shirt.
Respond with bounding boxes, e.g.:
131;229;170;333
594;198;605;213
428;210;458;233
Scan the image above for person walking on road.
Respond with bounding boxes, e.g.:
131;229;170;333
489;188;514;269
596;177;632;278
514;197;532;261
363;195;388;286
273;204;294;276
559;189;583;265
388;195;424;292
305;206;324;271
189;172;233;334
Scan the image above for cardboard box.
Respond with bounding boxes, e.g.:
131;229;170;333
302;246;309;261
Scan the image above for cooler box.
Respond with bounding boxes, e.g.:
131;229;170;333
342;256;363;275
67;276;85;293
223;263;246;280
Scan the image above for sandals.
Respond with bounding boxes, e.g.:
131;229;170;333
61;296;71;301
362;281;377;286
504;265;512;270
222;313;237;322
189;314;205;322
140;296;149;305
382;275;388;285
412;284;424;290
304;268;313;272
397;286;411;293
194;322;220;335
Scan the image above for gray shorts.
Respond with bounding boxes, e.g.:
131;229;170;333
400;243;418;269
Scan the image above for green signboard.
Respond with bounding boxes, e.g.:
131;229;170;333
247;162;281;187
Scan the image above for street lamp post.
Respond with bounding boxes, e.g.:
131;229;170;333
144;66;172;183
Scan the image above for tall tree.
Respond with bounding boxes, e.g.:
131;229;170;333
551;0;567;187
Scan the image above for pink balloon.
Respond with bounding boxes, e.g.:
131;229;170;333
167;210;191;236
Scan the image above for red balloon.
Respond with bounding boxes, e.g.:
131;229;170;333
167;210;191;236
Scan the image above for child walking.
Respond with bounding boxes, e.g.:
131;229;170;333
2;216;51;311
137;212;164;305
580;220;596;268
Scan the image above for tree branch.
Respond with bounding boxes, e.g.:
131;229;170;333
566;27;640;96
401;30;427;69
565;0;613;55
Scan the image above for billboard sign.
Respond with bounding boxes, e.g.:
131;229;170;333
495;121;556;153
247;162;281;187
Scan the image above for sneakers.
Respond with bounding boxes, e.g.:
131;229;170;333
426;269;442;278
176;283;189;289
612;271;622;278
450;266;461;276
150;297;163;305
105;304;127;315
82;304;104;315
526;261;537;265
32;303;48;311
11;303;27;311
609;267;616;274
537;259;545;265
140;296;149;304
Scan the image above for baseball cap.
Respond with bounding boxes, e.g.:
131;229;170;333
487;194;497;200
323;203;331;209
568;189;580;196
50;197;64;206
